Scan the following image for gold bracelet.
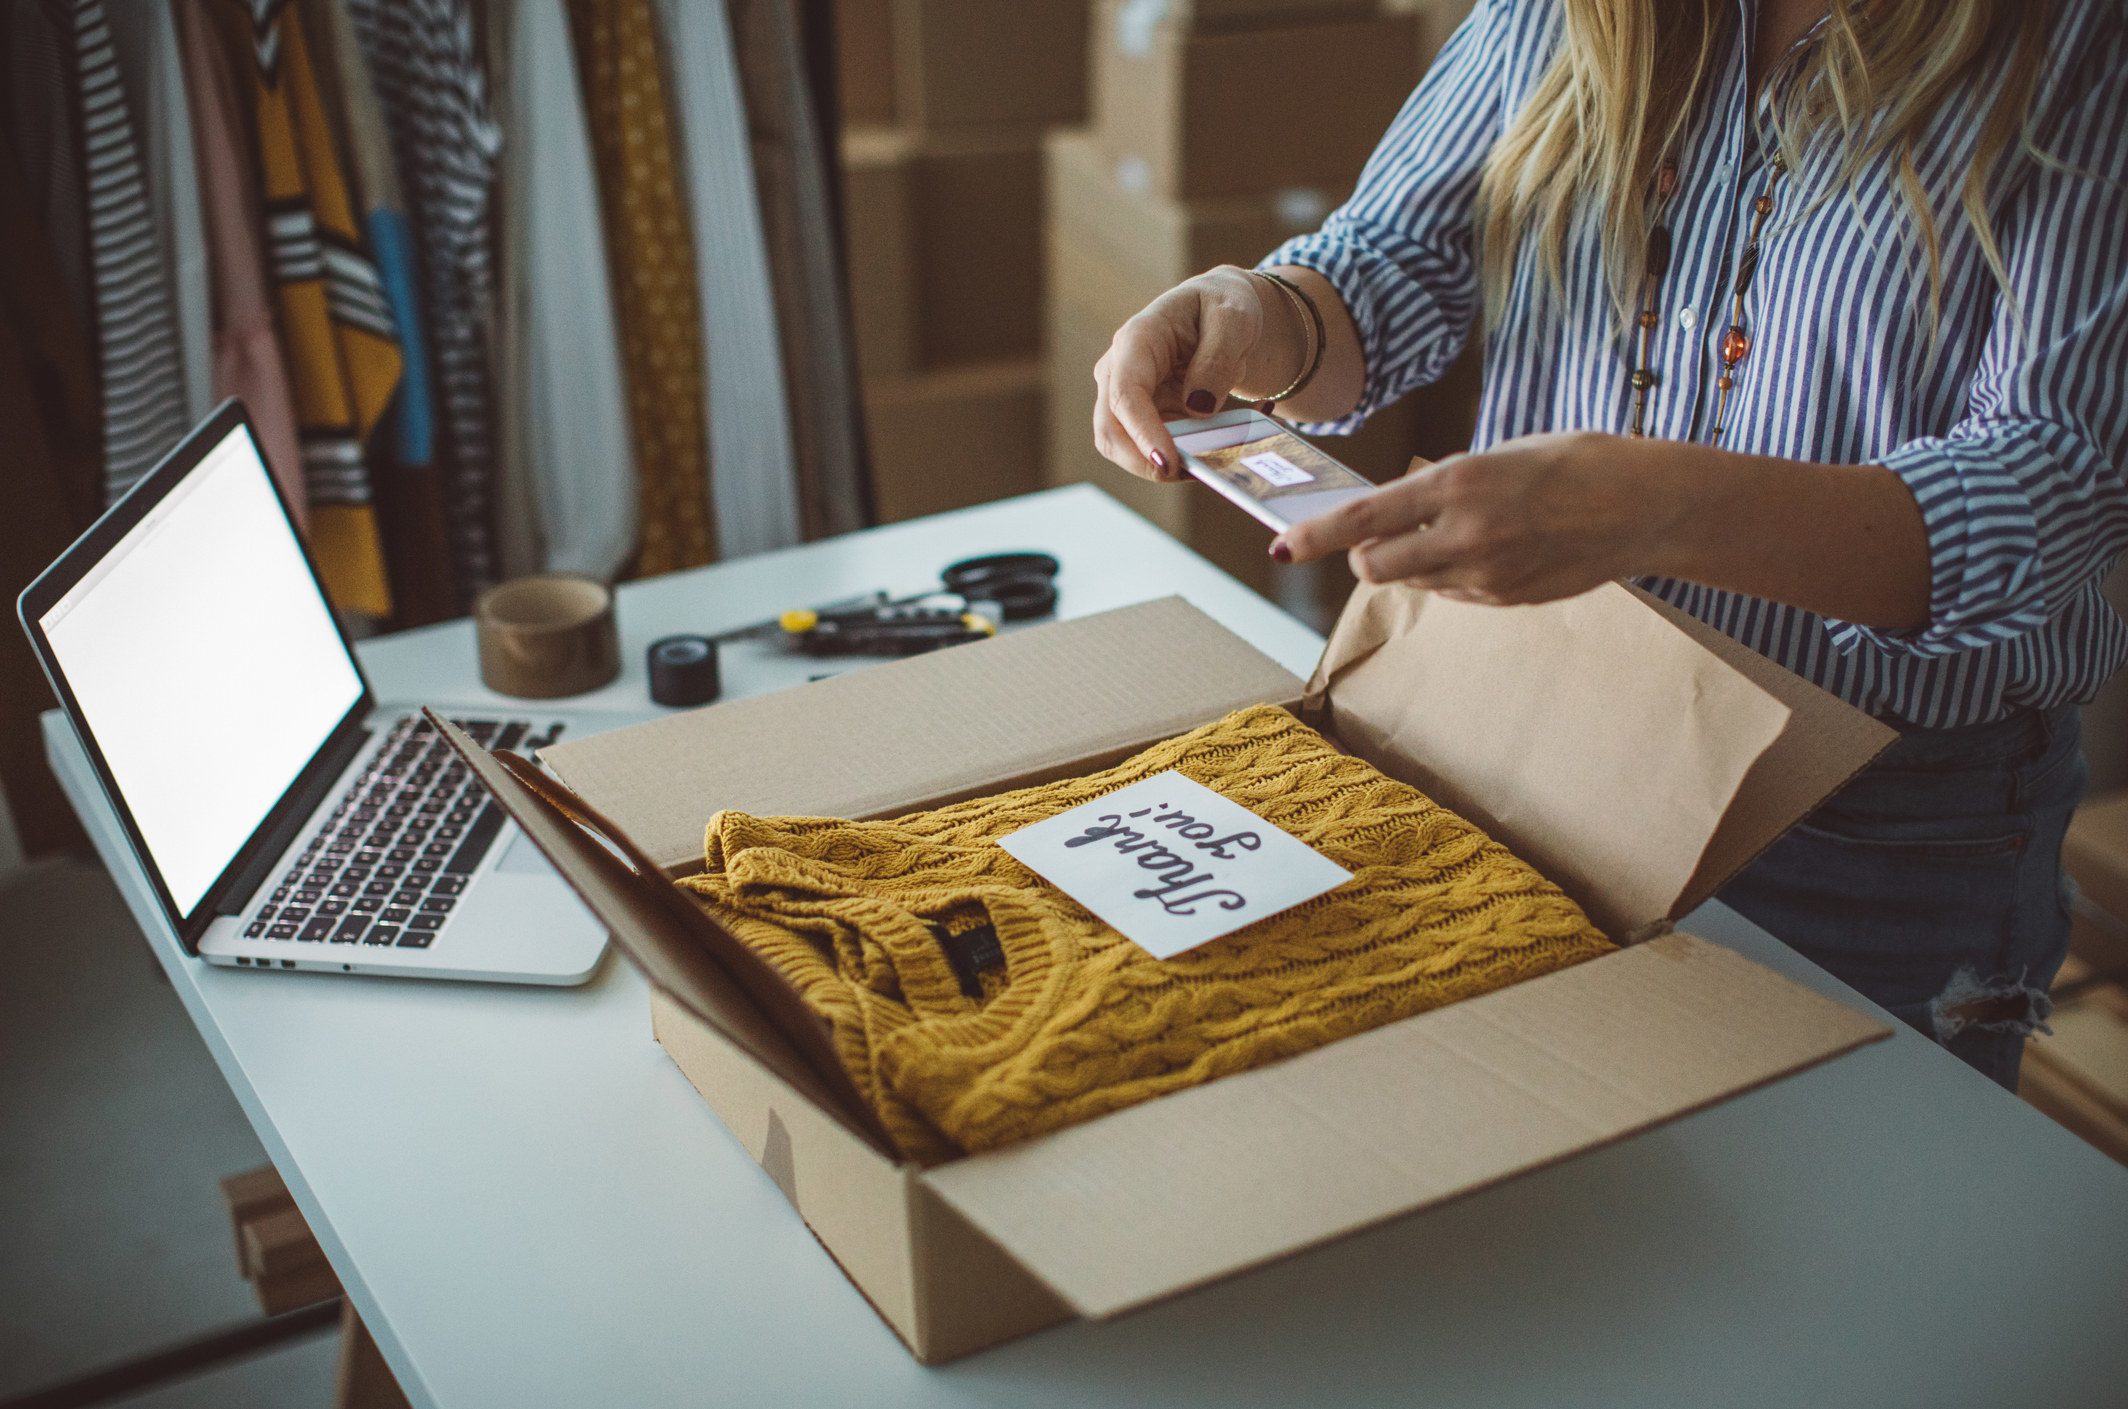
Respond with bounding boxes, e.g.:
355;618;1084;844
1252;269;1326;403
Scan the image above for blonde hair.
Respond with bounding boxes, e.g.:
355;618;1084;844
1475;0;2054;333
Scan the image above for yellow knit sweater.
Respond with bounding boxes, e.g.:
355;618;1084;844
679;705;1613;1165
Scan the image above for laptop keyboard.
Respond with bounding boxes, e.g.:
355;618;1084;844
241;715;563;951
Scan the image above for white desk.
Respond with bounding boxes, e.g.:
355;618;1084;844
47;486;2128;1408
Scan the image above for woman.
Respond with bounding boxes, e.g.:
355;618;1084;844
1089;0;2128;1088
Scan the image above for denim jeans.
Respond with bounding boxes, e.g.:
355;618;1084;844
1717;704;2087;1091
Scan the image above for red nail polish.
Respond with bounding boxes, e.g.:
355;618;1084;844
1185;390;1217;415
1270;541;1292;564
1149;449;1169;476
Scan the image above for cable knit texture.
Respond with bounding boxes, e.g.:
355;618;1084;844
678;706;1614;1164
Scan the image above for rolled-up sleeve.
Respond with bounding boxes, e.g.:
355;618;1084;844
1829;37;2128;659
1261;0;1536;433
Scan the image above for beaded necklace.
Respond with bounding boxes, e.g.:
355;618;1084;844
1626;160;1681;438
1712;154;1786;441
1624;150;1787;442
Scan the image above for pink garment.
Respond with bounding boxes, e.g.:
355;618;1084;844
173;0;306;526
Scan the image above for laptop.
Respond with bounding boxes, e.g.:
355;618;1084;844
19;400;610;985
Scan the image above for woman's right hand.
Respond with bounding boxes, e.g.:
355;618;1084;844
1091;265;1297;483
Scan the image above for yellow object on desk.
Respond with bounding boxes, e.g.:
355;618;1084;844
679;705;1614;1164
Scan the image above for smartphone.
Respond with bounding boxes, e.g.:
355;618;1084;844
1166;409;1378;533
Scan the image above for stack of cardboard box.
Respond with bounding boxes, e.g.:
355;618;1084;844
219;1163;341;1314
219;1165;413;1406
1384;0;1479;70
837;0;1090;523
1045;0;1481;601
2030;795;2128;1167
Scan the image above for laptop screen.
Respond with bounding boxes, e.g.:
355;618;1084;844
36;424;364;918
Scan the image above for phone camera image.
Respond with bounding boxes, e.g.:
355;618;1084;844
1191;433;1345;498
1167;411;1378;533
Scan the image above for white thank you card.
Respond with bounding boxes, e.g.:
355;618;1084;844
997;771;1352;959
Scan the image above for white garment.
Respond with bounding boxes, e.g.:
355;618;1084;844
657;0;801;559
493;0;635;581
104;0;213;424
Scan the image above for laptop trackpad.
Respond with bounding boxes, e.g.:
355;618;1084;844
494;826;554;876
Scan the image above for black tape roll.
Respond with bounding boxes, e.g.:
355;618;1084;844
648;634;721;707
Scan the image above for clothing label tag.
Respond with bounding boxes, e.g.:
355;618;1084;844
1239;450;1312;486
997;771;1352;960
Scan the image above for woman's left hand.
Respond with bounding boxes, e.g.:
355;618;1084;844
1273;430;1682;605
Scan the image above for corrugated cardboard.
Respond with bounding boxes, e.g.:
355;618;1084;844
220;1163;296;1271
1382;0;1479;69
2067;791;2128;926
842;126;1044;375
836;0;895;122
863;358;1045;522
1092;0;1417;198
2021;982;2128;1168
890;0;1089;129
2063;794;2128;977
438;588;1897;1362
1305;581;1901;937
1048;127;1342;289
840;129;918;376
1155;0;1375;26
539;597;1306;875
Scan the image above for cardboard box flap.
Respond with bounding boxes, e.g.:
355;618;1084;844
426;713;900;1158
922;932;1890;1320
1626;588;1899;915
1301;582;1795;938
542;598;1307;874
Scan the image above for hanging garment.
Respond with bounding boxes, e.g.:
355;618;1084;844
725;0;870;540
680;706;1616;1164
301;0;457;627
223;0;400;619
8;0;91;336
346;0;503;607
565;0;717;576
0;50;99;857
67;0;193;504
480;0;538;581
102;0;213;422
175;0;307;521
301;0;429;466
655;0;800;560
491;0;635;581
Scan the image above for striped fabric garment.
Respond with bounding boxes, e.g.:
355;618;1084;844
68;0;193;505
346;0;503;607
1267;0;2128;730
230;0;401;618
10;0;92;328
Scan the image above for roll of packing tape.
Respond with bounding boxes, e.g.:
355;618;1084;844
474;574;620;699
648;634;721;707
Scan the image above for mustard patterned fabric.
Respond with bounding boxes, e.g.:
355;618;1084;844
679;705;1615;1165
231;0;400;618
566;0;716;576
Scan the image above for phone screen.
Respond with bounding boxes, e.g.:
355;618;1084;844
1171;416;1377;530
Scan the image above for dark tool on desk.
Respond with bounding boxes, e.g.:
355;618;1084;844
779;599;997;655
940;552;1060;621
778;552;1059;655
714;552;1060;658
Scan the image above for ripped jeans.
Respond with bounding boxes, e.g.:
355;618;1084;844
1718;704;2086;1091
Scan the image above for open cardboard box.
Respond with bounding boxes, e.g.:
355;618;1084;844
431;584;1899;1363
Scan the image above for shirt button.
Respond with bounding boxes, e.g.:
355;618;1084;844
1679;306;1699;330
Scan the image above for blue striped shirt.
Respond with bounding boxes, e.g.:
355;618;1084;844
1267;0;2128;728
